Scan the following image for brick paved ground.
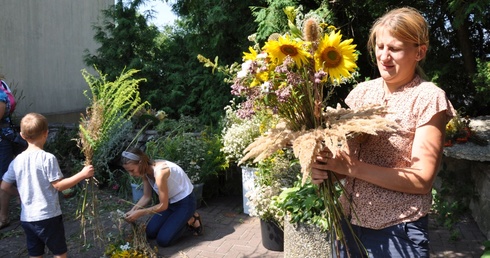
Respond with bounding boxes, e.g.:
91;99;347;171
0;191;486;257
157;195;487;258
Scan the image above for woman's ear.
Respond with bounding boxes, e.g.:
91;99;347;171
416;45;428;61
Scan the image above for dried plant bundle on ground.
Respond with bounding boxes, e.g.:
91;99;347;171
105;210;159;258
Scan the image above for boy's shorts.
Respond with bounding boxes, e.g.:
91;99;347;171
21;215;67;256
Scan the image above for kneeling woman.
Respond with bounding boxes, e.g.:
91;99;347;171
121;148;202;247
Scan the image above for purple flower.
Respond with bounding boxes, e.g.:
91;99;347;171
275;87;291;103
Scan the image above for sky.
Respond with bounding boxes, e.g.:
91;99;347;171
137;0;178;28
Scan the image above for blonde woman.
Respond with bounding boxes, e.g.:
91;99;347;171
312;7;455;257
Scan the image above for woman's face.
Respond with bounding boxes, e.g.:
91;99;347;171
123;163;142;177
375;29;424;88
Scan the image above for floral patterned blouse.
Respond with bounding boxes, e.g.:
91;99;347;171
342;75;456;229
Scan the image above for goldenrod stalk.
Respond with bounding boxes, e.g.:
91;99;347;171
77;67;149;247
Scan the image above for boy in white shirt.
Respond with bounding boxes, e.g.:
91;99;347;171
1;113;94;258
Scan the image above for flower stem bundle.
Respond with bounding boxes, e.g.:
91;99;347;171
77;67;148;246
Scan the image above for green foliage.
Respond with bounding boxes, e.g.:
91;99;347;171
247;150;301;223
84;0;258;124
482;240;490;258
432;188;463;230
154;115;203;136
431;162;477;231
79;68;148;173
146;116;227;186
83;0;164;99
45;126;84;177
154;29;232;125
92;121;133;185
447;0;490;28
273;180;330;231
473;59;490;106
251;0;297;42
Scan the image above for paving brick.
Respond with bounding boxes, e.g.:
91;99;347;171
147;195;488;258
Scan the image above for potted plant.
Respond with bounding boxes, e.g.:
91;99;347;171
273;180;333;257
220;103;277;214
246;149;300;251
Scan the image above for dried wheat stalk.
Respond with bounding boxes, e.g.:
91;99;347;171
240;104;399;183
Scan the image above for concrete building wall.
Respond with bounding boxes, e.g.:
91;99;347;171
0;0;113;123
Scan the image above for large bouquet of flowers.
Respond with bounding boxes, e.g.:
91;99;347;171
201;6;398;246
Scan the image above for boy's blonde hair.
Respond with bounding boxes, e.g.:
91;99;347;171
20;113;48;140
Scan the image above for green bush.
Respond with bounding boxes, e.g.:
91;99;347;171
146;117;227;190
45;126;84;177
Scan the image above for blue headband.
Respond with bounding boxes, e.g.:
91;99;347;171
122;151;140;161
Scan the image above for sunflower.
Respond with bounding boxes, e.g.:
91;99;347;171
263;34;310;68
315;30;358;83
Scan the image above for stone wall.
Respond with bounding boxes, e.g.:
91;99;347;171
437;116;490;239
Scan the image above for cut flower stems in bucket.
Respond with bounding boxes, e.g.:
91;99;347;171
200;6;399;256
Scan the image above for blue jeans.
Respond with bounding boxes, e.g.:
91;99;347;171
0;137;13;179
335;215;429;258
146;193;196;247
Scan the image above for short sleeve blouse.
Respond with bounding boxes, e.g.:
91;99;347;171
341;75;456;229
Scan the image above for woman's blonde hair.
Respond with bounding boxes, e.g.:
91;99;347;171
367;7;429;77
20;113;48;140
121;147;154;176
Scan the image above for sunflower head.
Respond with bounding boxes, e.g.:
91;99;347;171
263;34;311;68
314;30;358;83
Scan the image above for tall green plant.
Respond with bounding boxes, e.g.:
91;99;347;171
77;67;149;246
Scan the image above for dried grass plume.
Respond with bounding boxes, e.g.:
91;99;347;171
240;104;398;183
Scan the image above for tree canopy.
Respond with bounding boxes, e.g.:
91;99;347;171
85;0;490;125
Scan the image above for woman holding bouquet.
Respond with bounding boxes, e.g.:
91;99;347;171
311;7;455;257
121;148;203;247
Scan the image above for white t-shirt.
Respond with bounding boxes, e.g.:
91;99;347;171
3;150;64;222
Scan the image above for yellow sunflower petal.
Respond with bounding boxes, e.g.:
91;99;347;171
243;46;258;61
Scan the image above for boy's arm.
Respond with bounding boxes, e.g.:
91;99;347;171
51;165;94;192
0;181;18;196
